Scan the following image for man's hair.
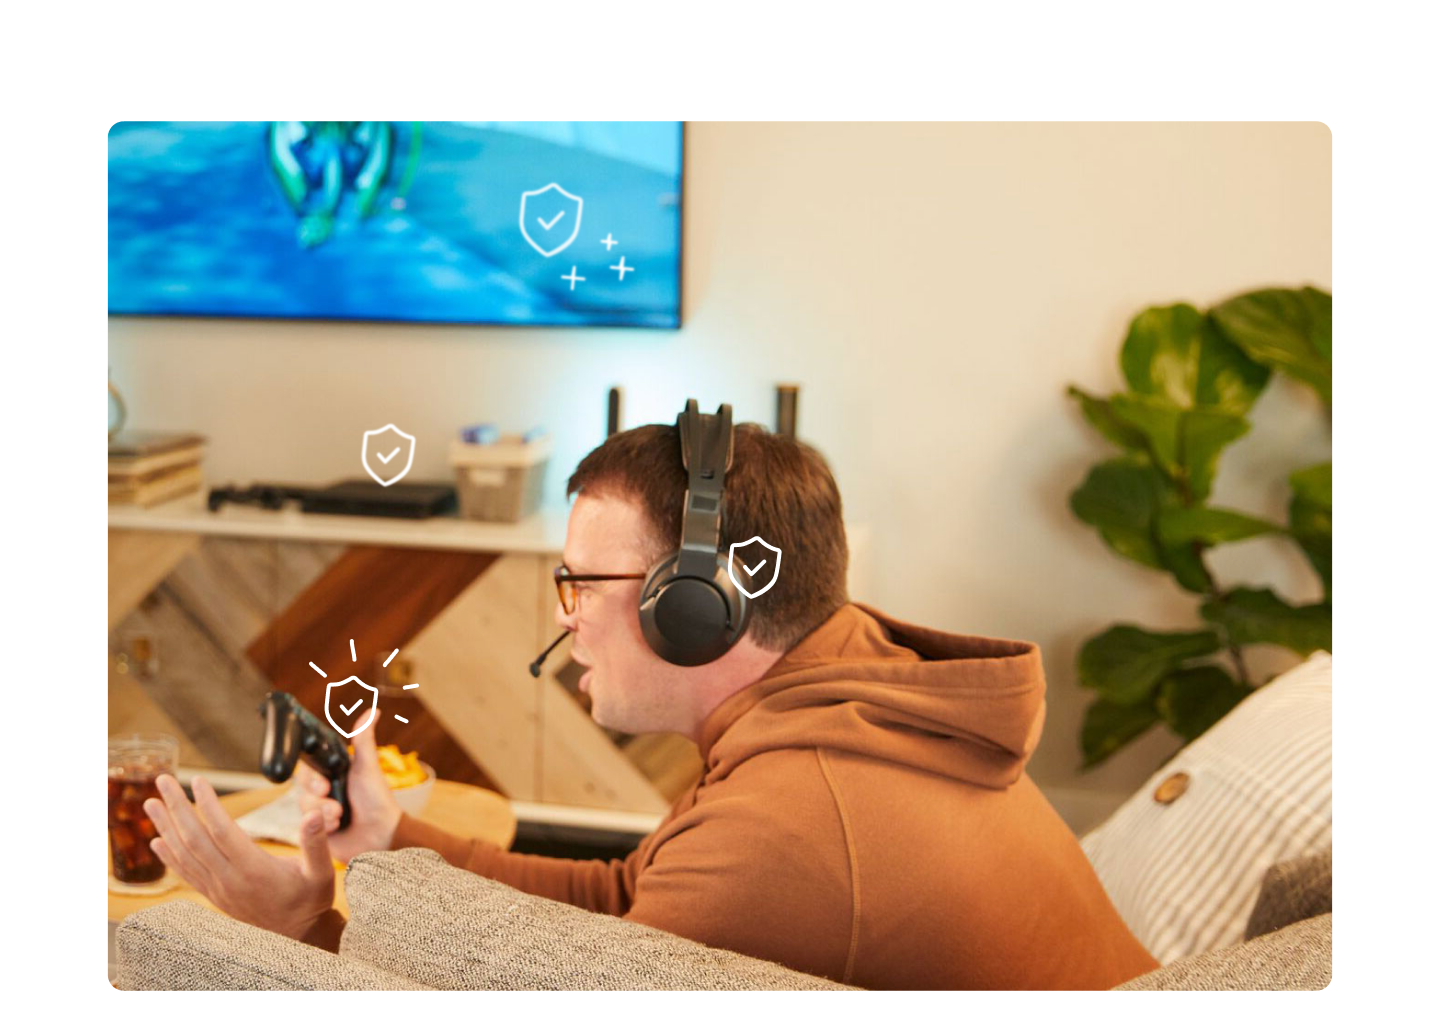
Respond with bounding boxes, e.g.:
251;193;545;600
566;422;849;652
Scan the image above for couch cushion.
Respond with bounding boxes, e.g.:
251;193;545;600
1081;651;1331;964
340;848;854;990
1115;913;1330;990
1246;846;1332;940
115;899;430;990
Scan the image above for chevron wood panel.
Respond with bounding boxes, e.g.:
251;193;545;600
169;538;344;659
401;553;545;799
112;582;277;769
108;529;199;632
112;538;353;771
109;653;213;769
245;545;499;791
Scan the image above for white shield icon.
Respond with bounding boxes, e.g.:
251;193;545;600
362;423;416;487
324;675;379;739
727;536;783;600
518;182;583;257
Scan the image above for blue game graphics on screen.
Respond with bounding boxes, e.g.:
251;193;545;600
108;122;683;329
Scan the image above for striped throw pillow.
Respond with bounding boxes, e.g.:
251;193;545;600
1080;651;1332;965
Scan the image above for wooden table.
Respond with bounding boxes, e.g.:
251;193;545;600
108;779;515;925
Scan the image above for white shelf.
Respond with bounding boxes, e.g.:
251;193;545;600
108;490;569;554
109;492;873;596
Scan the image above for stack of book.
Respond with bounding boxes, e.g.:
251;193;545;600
109;431;206;507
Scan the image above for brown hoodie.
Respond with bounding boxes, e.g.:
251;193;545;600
392;603;1158;989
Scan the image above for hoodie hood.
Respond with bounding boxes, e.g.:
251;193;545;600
697;603;1046;790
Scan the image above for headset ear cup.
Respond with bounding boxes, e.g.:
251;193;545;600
637;553;677;658
715;559;751;644
639;555;750;666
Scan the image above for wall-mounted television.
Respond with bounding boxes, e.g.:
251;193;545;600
108;121;683;329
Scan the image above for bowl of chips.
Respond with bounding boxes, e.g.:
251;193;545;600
376;745;435;816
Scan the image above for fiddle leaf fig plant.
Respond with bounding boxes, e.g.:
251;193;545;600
1068;285;1332;768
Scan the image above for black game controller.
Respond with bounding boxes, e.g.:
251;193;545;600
258;691;353;830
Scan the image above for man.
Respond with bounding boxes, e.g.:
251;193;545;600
145;412;1158;989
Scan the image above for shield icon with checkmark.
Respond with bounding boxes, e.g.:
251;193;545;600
518;182;584;257
727;536;783;600
324;675;379;739
362;423;416;487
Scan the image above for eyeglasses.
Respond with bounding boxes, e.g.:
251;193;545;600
553;564;647;614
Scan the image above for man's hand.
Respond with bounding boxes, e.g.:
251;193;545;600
144;774;335;942
295;708;402;864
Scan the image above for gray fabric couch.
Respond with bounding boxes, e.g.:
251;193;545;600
115;844;1331;990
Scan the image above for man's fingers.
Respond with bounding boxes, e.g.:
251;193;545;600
189;776;256;865
319;798;342;831
310;798;342;833
297;811;334;881
294;762;328;795
297;790;343;832
148;828;217;895
142;793;206;883
352;708;381;765
154;774;230;871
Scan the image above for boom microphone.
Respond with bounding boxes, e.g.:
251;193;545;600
529;630;571;678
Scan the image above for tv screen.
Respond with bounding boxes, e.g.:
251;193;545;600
108;121;683;328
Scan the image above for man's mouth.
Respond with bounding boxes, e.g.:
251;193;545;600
578;670;592;694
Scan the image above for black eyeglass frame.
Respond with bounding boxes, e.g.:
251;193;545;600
553;564;647;614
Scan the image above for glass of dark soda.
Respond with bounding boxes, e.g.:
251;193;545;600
108;734;178;885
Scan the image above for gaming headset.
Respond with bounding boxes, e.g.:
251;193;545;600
636;399;753;666
528;399;753;678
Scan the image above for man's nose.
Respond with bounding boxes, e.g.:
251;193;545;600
556;599;577;632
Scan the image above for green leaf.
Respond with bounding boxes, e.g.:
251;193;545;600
1290;461;1332;511
1155;541;1212;594
1288;462;1332;601
1081;697;1161;769
1067;385;1151;455
1069;457;1214;592
1178;408;1251;501
1210;287;1332;404
1156;665;1253;742
1156;506;1282;548
1078;624;1224;705
1069;458;1170;569
1201;587;1332;656
1106;395;1250;501
1110;394;1184;475
1121;304;1271;413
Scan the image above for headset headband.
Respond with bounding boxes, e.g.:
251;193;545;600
676;399;732;579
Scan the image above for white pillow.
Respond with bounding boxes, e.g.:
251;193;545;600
1080;651;1332;964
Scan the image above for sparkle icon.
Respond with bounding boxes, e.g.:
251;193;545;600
310;639;417;735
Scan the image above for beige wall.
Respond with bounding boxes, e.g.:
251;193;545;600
109;122;1331;824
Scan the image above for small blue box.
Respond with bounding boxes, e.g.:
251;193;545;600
460;424;499;445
